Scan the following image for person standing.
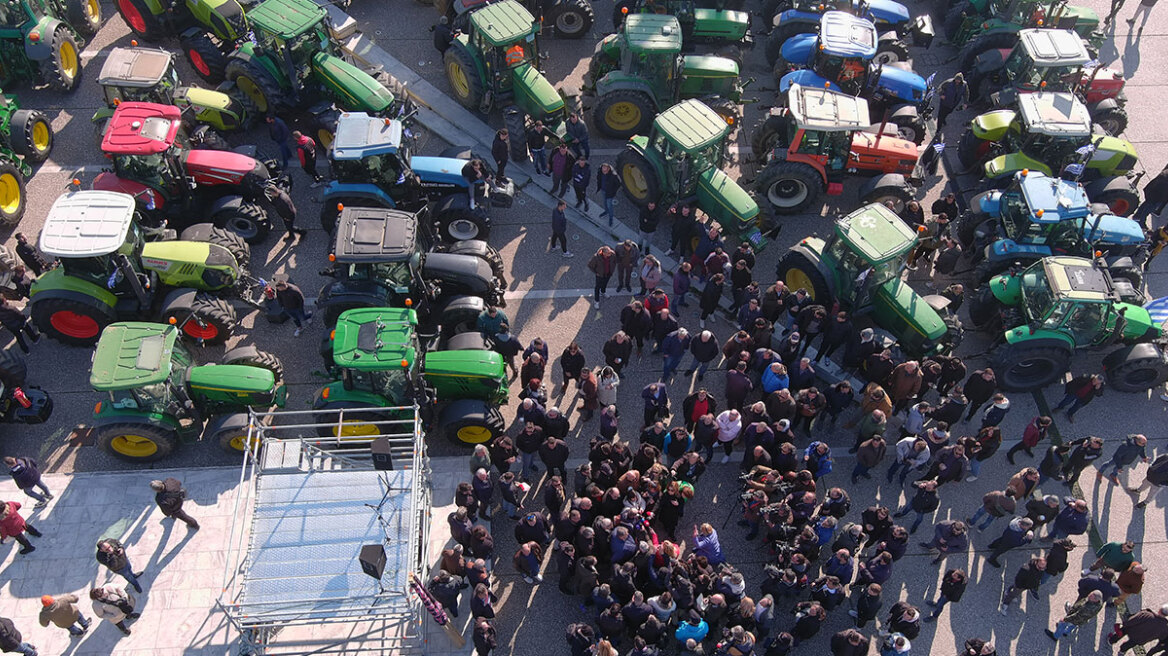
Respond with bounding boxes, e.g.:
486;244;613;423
1129;452;1168;508
602;332;633;377
96;538;142;593
588;246;615;309
571;157;591;210
1135;162;1168;227
491;129;510;182
698;273;725;329
935;73;969;129
491;323;522;379
1054;373;1104;422
1060;435;1104;486
0;617;36;655
549;144;575;198
924;569;967;622
979;393;1010;429
291;130;323;185
3;457;50;508
638;256;663;298
984;517;1035;567
641;382;669;428
0;298;38;354
596;163;621;226
265;115;292;168
1046;590;1104;641
637;201;660;255
264;182;305;241
1105;0;1128;24
427;570;465;618
549;200;573;257
1099;433;1149;486
999;556;1046;614
13;234;50;276
962;368;997;422
565;113;590;159
559;342;585;388
0;500;40;555
38;594;89;637
893;478;940;534
89;585;138;636
615;240;639;294
918;519;968;565
1112;604;1168;654
274;279;312;337
527;120;549;175
1006;415;1052;464
150;478;199;530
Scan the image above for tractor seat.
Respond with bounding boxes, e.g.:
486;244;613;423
922;294;953;313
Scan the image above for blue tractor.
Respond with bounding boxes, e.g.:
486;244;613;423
320;112;514;241
763;0;933;64
772;12;932;143
959;170;1147;283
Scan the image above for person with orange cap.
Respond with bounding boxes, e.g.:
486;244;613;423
38;594;89;636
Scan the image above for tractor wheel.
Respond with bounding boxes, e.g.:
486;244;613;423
761;0;791;30
215;424;257;455
1088;177;1140;217
993;343;1071;391
31;297;114;345
8;110;52;165
162;292;236;344
96;422;178;463
1109;264;1143;289
861;183;913;214
320;196;369;234
1093;106;1129;136
765;21;814;67
943;2;968;40
956;129;988;173
314;402;397;439
45;26;81;92
503;107;529;162
874;39;910;65
973;73;1003;105
0;349;27;388
222;346;285;387
776;251;832;303
750;113;790;160
181;33;228;84
1106;345;1168;392
594;90;655;139
438;206;491;242
616;148;661;207
65;0;103;38
212;202;270;244
226;59;285;115
115;0;164;40
181;224;251;269
441;398;505;446
0;161;24;226
967;285;1001;330
957;32;1018;72
701;97;741;136
443;45;485;112
550;0;594;38
755;160;822;215
889;113;927;146
443;240;508;288
586;50;619;90
611;0;634;29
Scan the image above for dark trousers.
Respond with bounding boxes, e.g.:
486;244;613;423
530;148;547;174
300;151;321;181
594;275;611;302
495;158;507;181
937;103;958;128
551;176;570;197
573;185;589;210
964;397;990;421
165;507;200;529
550;231;568;253
5;319;39;354
643;406;665;427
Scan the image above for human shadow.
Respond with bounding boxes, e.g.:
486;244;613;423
1122;29;1142;79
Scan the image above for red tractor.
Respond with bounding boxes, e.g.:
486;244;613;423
93;102;276;243
750;83;922;215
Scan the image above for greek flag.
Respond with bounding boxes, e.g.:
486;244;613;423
1085;59;1100;68
1145;296;1168;326
925;72;937;87
932;142;946;153
1065;163;1085;176
1075;144;1096;155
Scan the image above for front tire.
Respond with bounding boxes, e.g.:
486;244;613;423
182;33;228;84
65;0;103;38
161;292;236;345
616;148;661;207
551;0;594;38
993;344;1071;391
755;160;822;214
180;224;251;269
1093;106;1128;136
750;113;790;160
890;113;927;145
9;110;53;164
765;21;815;68
96;422;179;463
861;184;913;214
503;107;529;162
226;59;285;115
1106;347;1168;392
438;207;491;242
222;346;285;387
0;160;25;226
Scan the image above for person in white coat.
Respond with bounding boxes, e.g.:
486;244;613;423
89;585;138;636
714;409;743;464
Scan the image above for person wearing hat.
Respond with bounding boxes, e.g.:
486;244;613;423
150;478;199;530
38;594;89;636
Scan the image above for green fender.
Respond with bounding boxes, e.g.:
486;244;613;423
233;43;290;89
690;8;749;40
92;404;190;440
30;268;118;308
870;277;948;354
984;151;1050;180
185;0;250;41
311;52;394;114
1115;302;1159;340
510;62;566;122
25;17;67;61
970;109;1016;141
92;106;115;123
1003;327;1076;348
594;73;661;110
312;382;389;410
988;270;1022;305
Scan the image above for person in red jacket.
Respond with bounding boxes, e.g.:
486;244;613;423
292;131;323;185
1007;415;1052;464
0;500;42;555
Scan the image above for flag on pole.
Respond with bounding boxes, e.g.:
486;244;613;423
1075;144;1096;156
1065;163;1085;176
932;142;946;153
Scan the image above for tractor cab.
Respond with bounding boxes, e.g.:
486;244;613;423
785;83;872;175
995;171;1088;251
619;14;685;101
329;307;421;403
1004;91;1093;165
997;28;1089;92
329;113;415;205
647;99;729;197
100;102;189;203
825;202;916;307
329;205;420;298
468;0;543;80
1011;256;1150;345
90;322;196;421
38;190;147;291
247;0;337;91
810;11;877;93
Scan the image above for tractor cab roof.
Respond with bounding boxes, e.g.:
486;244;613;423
39;191;137;258
332;307;419;372
622;14;684;52
817;11;878;58
331;112;403;160
247;0;325;38
90;322;179;391
98;47;174;88
787;83;870;132
1017;29;1090;67
1015;171;1091;221
470;0;537;47
101;102;181;155
1043;256;1113;302
653;100;728;152
835;202;917;263
332;206;418;263
1018;92;1091;137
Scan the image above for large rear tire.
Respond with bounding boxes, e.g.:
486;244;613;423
1093;106;1128;136
776;251;832;303
438;206;491;242
1106;348;1168;393
861;184;913;214
226;59;286;115
616;148;660;207
9;110;53;164
890;113;927;145
873;39;910;65
755;160;822;215
1087;177;1140;217
65;0;103;38
750;113;790;160
701;97;741;137
32;296;114;345
503;107;529;162
594;90;655;139
0;160;25;227
441;398;505;446
96;422;179;463
0;349;27;388
314;402;399;439
761;0;791;31
215;423;257;455
180;224;251;269
993;344;1071;391
444;45;485;112
212;202;271;244
45;26;81;92
115;0;164;40
182;32;228;84
551;0;594;38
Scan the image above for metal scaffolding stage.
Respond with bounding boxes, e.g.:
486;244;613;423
218;407;431;655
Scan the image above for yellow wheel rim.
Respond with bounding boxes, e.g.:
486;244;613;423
0;173;20;216
86;0;100;20
31;121;49;153
457;425;493;444
228;433;257;452
447;60;470;100
603;101;642;132
236;75;268;113
785;267;815;300
333;420;380;437
111;434;159;458
621;162;648;200
317;128;334;149
59;40;78;79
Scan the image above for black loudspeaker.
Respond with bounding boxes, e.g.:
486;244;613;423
359;544;386;580
371;437;394;471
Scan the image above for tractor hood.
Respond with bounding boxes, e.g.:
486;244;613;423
184;149;268;186
691;8;750;40
970;109;1017;140
179;87;233;112
860;0;911;24
510;62;564;121
1059;4;1100;31
850;131;919;174
1115;302;1157;339
410;156;471;188
1080;214;1145;246
872;65;928;102
311;52;395;114
679;55;739;78
780;33;818;68
696;167;761;241
871;277;948;353
422;350;507;402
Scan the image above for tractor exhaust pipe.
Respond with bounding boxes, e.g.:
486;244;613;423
112;254;151;309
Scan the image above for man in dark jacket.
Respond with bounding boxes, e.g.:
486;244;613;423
650;308;677;354
265;115;292;167
1043;497;1090;541
538;436;569;480
473;617;497;655
1114;605;1168;654
549;144;575;198
13;233;50;276
925;568;967;621
684;330;720;380
848;582;883;628
641;382;669;427
96;538;142;593
1060;435;1104;486
428;570;464;617
621;301;652;354
935;73;969;128
570;158;591;210
985;517;1035;567
1099;433;1149;486
603;332;634;376
0;616;35;656
813;311;854;363
274;280;311;336
962;368;997;421
0;299;38;354
150;478;198;529
549;200;572;257
596;162;621;226
830;628;869;656
660;328;691;381
724;362;754;412
637;201;660;255
1131;452;1168;508
1054;373;1104;422
1000;556;1046;613
491;129;510;181
3;457;50;508
919;519;968;564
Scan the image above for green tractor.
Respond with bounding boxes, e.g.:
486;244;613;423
776;202;962;357
29;190;261;347
316;306;508;446
944;0;1101;69
94;46;256;139
612;0;752;61
89;321;286;462
113;0;253;83
967;256;1168;392
441;0;578;162
224;0;408;145
956;91;1140;216
0;0;96;91
615;99;767;249
584;13;749;139
0;90;54;226
435;0;596;39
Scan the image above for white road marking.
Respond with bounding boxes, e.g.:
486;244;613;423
502;288;596;300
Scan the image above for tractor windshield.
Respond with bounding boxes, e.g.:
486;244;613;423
816;53;867;94
333;153;407;189
1020;265;1056;320
345;262;412;288
1000;189;1033;239
341;366;412;401
105;66;180;105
